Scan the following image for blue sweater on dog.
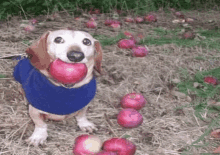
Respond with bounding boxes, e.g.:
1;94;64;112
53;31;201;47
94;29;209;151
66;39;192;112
13;58;96;115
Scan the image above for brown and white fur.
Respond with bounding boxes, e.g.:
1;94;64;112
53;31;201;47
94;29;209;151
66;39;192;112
22;30;103;146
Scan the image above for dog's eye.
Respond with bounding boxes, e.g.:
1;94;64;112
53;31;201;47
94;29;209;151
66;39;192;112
82;38;91;46
54;37;64;43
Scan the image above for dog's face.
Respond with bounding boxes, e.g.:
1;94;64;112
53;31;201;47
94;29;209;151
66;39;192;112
47;30;97;64
25;30;103;75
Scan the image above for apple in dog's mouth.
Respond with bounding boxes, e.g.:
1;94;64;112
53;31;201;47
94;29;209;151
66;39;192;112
49;59;87;84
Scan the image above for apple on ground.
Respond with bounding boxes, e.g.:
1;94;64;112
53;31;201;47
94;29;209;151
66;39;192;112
124;17;134;23
117;108;143;128
204;76;218;85
144;15;157;22
110;23;121;29
123;31;134;38
118;39;135;49
182;31;195;39
105;20;121;26
135;17;144;23
73;134;102;155
24;25;35;32
102;138;136;155
132;46;149;57
121;93;146;110
86;20;97;28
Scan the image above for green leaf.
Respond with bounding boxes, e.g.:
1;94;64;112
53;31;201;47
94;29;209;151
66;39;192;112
122;135;131;139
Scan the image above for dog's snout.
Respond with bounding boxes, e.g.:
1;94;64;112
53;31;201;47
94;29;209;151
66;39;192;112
67;51;85;62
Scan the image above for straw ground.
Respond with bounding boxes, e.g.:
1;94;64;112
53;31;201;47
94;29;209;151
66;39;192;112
0;8;220;155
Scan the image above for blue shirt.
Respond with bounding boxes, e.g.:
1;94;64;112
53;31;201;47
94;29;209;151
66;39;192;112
13;58;96;115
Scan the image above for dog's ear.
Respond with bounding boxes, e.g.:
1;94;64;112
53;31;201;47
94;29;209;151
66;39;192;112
25;31;51;70
94;41;103;75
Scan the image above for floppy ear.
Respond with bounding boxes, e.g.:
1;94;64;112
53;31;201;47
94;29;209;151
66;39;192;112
94;41;103;74
25;31;51;70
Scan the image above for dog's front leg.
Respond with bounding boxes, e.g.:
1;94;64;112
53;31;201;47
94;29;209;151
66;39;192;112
75;107;97;133
26;105;48;146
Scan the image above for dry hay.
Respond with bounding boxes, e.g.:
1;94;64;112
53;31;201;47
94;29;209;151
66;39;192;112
0;9;220;155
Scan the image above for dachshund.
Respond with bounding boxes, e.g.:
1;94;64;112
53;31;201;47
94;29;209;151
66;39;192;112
13;30;103;146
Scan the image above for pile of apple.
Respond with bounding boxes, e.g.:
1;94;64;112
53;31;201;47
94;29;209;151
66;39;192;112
84;8;157;30
124;14;157;23
73;134;136;155
83;10;154;57
118;31;149;57
117;93;146;128
72;93;146;154
104;19;121;30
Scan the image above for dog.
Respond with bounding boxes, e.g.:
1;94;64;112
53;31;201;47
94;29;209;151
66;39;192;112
13;30;103;146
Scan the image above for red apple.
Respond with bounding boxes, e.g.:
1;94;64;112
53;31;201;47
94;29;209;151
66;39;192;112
73;134;102;155
97;151;117;155
124;17;134;23
135;17;144;23
132;46;149;57
110;23;120;29
183;31;195;39
105;20;113;26
105;20;121;26
123;31;134;38
117;108;143;128
86;20;97;28
121;93;146;110
102;138;136;155
30;18;38;25
49;59;87;84
144;15;157;22
118;39;135;49
204;76;218;85
24;25;35;32
175;11;185;19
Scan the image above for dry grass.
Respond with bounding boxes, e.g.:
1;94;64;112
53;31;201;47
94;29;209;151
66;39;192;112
0;9;220;155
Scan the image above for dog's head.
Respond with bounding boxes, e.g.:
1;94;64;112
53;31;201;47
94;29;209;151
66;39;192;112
25;30;103;75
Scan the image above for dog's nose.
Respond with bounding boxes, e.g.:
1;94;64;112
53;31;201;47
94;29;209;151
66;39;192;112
67;51;85;62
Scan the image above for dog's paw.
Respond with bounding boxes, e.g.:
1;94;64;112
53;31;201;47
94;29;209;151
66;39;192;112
26;127;48;146
77;118;97;133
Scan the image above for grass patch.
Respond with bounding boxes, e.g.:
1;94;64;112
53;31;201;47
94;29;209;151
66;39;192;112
0;74;6;78
199;29;220;38
177;67;220;99
93;33;127;46
182;115;220;154
139;28;220;50
177;67;220;153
